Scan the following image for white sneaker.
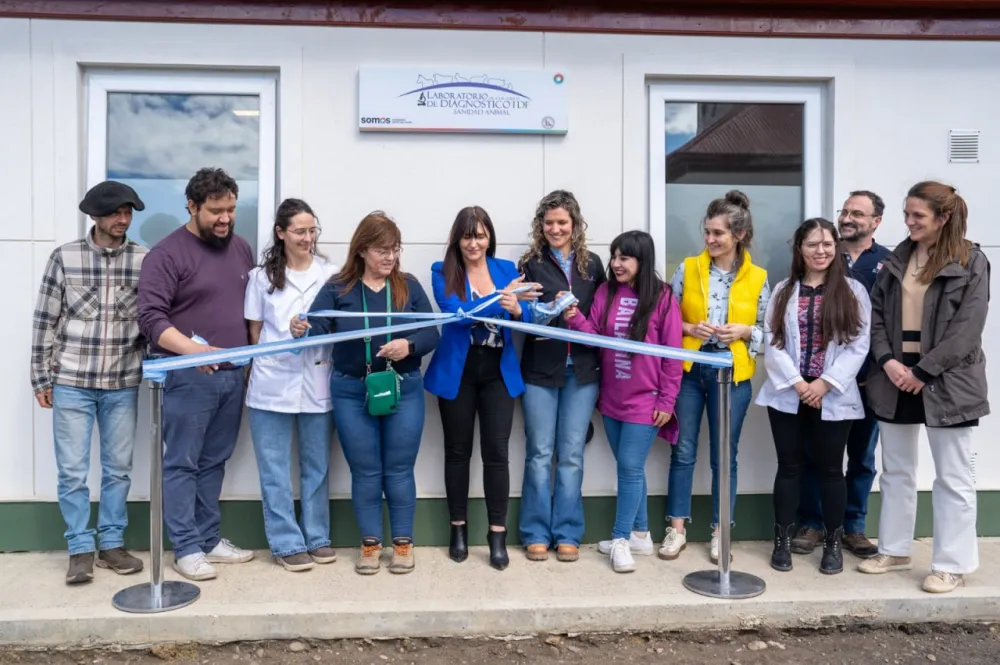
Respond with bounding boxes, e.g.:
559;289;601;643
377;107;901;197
657;527;687;560
598;531;655;556
173;552;217;581
609;538;635;573
206;538;255;564
710;533;734;564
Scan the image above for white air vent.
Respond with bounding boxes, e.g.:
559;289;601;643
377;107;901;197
948;129;980;163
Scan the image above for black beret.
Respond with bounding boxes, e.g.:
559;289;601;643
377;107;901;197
79;181;145;217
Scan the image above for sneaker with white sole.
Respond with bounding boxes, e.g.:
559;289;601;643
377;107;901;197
609;538;635;573
657;527;687;560
857;553;913;575
206;538;255;564
922;570;965;594
709;533;733;564
173;552;217;581
598;531;654;556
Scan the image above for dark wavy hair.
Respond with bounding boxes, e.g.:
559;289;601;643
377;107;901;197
768;218;862;350
260;198;325;293
603;230;670;343
184;167;239;209
442;206;497;299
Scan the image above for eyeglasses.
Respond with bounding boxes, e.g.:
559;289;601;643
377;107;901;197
837;209;874;221
286;226;322;239
370;246;403;259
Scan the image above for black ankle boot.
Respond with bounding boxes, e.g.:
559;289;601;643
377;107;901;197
487;530;509;570
771;523;794;572
821;527;844;575
449;524;468;563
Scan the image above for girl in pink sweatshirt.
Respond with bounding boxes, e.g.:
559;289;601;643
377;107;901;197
565;230;683;573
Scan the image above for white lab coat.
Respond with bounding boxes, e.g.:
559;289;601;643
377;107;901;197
244;258;339;413
754;277;871;421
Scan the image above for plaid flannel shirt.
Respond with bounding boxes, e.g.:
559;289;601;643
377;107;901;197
31;231;148;392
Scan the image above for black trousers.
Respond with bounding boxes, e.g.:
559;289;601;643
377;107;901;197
438;347;515;527
767;405;852;532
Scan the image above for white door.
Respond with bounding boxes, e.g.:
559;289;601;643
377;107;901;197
648;80;825;281
86;70;277;260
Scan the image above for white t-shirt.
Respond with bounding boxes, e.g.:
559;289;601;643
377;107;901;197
244;257;338;413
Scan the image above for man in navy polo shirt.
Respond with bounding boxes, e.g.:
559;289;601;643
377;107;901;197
793;190;890;559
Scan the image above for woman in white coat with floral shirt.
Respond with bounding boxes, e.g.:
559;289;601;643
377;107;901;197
245;199;338;572
756;218;871;576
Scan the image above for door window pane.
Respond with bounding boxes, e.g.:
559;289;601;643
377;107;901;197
664;102;804;281
105;93;260;255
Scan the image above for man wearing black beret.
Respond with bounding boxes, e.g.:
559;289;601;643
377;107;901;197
31;180;148;585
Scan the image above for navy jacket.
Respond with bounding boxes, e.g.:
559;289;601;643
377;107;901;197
307;274;439;379
423;257;531;400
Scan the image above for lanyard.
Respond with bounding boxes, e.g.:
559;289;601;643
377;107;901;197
361;281;392;372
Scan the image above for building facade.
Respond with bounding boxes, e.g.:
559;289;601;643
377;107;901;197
1;0;998;549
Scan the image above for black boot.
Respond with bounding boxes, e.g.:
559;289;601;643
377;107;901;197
487;530;509;570
771;523;794;572
820;527;844;575
449;523;468;563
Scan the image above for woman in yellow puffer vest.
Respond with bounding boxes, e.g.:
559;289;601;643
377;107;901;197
658;190;770;564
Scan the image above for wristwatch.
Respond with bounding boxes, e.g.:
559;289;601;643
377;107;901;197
407;340;415;356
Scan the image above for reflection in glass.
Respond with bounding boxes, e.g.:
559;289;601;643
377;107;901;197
664;102;804;281
106;93;261;255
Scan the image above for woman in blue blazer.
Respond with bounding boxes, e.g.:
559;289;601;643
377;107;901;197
425;206;541;570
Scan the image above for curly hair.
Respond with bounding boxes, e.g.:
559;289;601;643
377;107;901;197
519;189;591;276
184;167;239;208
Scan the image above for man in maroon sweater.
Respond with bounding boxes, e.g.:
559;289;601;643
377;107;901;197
137;168;256;582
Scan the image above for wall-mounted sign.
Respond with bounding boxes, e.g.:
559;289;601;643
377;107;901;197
358;67;568;135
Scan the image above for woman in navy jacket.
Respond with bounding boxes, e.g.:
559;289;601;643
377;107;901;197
424;206;541;570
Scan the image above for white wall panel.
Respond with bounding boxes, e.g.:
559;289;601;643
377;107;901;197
0;20;33;241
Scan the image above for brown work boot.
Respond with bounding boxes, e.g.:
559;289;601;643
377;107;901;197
308;546;338;564
842;532;879;558
388;537;414;574
790;526;824;555
66;552;95;585
97;547;143;575
556;544;579;562
355;537;382;575
277;552;315;572
525;544;549;561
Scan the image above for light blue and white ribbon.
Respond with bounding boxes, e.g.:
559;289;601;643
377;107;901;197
143;287;731;381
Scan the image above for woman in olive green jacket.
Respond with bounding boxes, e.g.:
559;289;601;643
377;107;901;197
859;181;989;594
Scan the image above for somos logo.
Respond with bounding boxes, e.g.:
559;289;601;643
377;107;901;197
360;117;392;125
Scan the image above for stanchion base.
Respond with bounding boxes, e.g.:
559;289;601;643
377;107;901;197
682;570;766;600
112;581;200;614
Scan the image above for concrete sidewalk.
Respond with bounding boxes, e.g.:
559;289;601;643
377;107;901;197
1;538;998;647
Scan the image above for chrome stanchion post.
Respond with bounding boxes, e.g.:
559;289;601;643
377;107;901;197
682;366;766;600
112;379;200;613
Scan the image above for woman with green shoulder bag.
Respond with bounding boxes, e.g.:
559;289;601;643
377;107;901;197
294;211;439;576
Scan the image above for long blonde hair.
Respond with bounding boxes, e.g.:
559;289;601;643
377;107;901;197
519;190;591;276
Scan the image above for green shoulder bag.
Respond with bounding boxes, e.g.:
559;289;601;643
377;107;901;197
362;282;400;416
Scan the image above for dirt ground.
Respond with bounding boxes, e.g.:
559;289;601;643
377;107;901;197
2;623;998;665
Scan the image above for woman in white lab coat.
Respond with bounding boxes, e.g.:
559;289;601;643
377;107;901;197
245;198;339;572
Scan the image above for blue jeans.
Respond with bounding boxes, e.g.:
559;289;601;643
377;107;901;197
602;416;658;540
667;364;753;528
162;368;245;559
52;385;138;555
799;385;880;534
331;370;424;541
248;408;333;557
518;369;600;547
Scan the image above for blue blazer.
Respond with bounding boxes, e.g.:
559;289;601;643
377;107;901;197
423;257;532;400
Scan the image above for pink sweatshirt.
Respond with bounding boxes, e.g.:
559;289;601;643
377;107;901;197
567;282;683;443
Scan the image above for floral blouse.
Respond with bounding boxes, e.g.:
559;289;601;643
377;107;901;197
669;262;771;357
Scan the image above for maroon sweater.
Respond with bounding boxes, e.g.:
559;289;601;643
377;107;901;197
137;225;254;356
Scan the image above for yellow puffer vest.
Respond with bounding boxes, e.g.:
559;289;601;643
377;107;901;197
679;250;768;384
